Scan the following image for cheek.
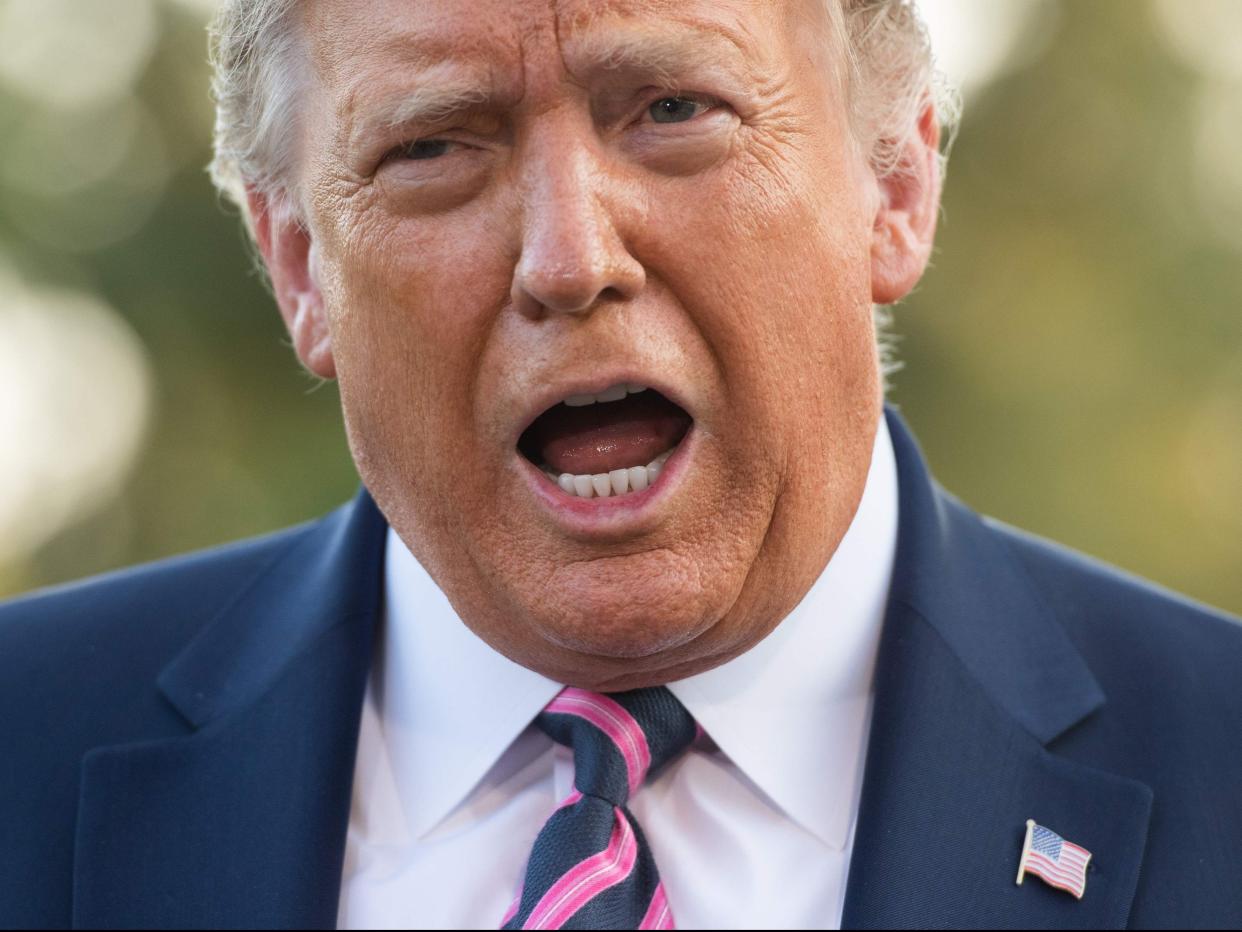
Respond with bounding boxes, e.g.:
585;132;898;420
319;207;513;473
638;137;877;453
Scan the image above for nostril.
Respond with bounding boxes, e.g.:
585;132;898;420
512;272;645;318
512;231;645;317
512;270;611;317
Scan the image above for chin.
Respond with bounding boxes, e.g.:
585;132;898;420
524;557;735;661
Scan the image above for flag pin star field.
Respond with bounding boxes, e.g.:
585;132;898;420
1016;819;1092;900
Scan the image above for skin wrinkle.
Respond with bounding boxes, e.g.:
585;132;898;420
256;0;940;690
565;23;751;94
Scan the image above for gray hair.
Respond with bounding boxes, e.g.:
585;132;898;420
841;0;960;180
208;0;301;220
208;0;958;218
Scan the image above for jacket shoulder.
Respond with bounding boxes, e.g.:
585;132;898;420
0;517;332;727
980;513;1242;779
0;512;353;929
982;514;1242;676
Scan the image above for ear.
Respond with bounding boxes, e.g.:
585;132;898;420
246;187;337;379
870;100;942;305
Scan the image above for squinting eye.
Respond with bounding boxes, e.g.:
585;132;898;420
396;139;454;161
647;97;709;124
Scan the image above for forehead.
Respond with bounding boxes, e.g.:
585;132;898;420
303;0;809;100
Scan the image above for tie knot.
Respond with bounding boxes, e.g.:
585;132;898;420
537;686;697;805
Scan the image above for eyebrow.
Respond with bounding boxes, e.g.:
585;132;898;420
383;84;489;128
345;20;754;147
346;61;501;149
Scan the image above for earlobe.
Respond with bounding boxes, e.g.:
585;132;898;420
245;187;337;380
870;101;942;306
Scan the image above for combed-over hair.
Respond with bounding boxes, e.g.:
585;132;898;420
208;0;957;216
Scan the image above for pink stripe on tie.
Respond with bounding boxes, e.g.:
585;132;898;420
555;789;584;811
638;882;674;930
545;689;651;795
501;790;584;926
501;891;522;926
523;807;637;930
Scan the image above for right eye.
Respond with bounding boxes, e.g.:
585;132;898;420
386;139;460;162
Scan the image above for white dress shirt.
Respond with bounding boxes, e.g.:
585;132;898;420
338;418;899;930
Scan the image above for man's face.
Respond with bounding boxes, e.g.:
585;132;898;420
292;0;898;689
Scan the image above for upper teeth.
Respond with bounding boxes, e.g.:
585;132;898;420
563;383;647;407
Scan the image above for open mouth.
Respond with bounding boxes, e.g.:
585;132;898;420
517;383;694;499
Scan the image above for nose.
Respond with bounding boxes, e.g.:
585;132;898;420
510;135;645;319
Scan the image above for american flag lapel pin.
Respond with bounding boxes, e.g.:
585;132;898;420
1016;819;1092;900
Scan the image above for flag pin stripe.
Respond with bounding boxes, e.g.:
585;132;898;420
1016;819;1092;900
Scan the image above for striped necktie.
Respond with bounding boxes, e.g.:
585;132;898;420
501;686;698;930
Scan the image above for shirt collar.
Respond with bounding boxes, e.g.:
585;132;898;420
670;416;898;848
378;534;561;839
380;415;898;845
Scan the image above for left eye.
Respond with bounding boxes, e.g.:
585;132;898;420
646;96;710;124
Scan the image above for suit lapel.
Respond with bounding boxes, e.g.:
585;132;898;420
73;491;388;930
842;411;1153;929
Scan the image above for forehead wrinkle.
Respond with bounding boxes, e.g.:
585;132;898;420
559;15;765;90
315;10;523;138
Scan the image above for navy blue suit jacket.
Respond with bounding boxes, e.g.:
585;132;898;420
3;409;1241;929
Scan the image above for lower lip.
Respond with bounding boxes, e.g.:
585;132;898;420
517;426;698;535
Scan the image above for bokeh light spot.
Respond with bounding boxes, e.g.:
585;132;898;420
1152;0;1242;81
0;266;154;567
2;97;171;252
919;0;1059;98
0;0;158;108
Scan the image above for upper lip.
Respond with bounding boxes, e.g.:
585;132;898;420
509;372;696;449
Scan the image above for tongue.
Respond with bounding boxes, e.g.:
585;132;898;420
525;391;692;476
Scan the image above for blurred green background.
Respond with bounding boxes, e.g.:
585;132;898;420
1;0;1239;615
